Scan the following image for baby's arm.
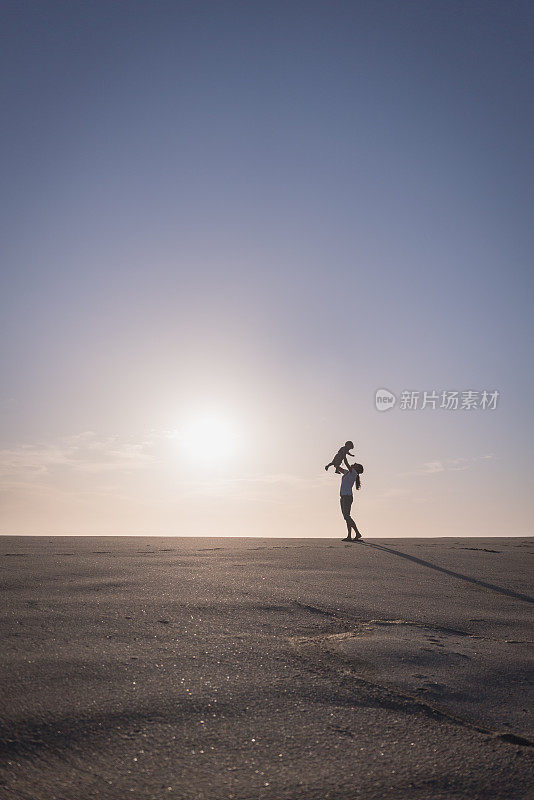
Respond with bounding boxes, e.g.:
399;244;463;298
344;449;355;468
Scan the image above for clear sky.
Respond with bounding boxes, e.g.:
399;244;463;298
1;0;533;536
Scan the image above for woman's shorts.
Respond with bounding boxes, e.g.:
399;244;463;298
340;495;353;518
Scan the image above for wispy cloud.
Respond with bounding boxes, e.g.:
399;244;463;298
421;460;467;474
176;471;323;500
0;433;320;502
0;431;156;480
406;454;496;476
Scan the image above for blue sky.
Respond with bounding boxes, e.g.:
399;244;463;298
1;1;533;535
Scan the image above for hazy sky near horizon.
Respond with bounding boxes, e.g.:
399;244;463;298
1;0;533;536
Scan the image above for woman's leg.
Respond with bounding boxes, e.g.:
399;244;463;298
342;496;361;537
340;496;353;538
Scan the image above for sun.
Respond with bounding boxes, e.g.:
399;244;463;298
172;413;240;461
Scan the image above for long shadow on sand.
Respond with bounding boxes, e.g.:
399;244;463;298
365;543;534;604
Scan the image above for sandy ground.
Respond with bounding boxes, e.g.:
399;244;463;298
0;536;532;800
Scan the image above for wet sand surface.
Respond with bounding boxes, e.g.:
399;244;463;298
0;536;533;799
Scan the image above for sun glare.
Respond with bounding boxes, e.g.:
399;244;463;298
173;413;239;461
